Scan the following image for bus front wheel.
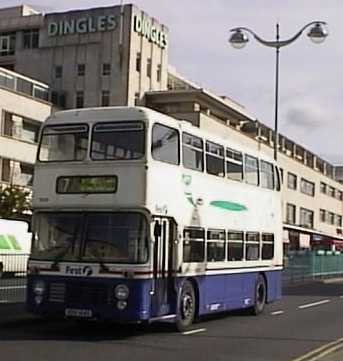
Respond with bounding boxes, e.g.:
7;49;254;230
249;274;266;315
175;280;196;332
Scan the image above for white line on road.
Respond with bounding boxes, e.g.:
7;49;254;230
271;310;284;316
182;328;207;335
0;286;26;290
298;299;330;309
339;295;343;299
0;300;9;303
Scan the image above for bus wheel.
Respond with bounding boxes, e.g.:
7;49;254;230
249;275;266;315
175;280;196;332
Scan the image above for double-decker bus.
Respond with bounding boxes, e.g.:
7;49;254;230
26;106;282;331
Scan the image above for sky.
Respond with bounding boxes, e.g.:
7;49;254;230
2;0;342;164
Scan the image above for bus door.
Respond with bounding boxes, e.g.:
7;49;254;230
151;217;176;316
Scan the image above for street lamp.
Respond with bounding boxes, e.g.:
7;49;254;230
228;22;328;161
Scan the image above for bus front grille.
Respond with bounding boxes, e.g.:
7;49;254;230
48;282;110;306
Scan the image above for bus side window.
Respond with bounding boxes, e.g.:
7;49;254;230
245;155;259;186
151;123;180;165
183;227;205;263
182;133;204;172
245;232;260;260
205;141;225;177
260;160;274;190
262;233;274;260
227;231;244;261
207;229;225;262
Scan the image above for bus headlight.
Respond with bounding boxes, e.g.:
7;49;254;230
114;284;129;300
33;281;46;296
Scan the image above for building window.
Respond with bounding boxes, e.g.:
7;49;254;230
77;64;85;76
260;160;274;190
286;203;296;225
2;112;40;143
279;168;284;183
227;231;244;261
320;182;327;194
262;233;274;260
101;90;110;106
182;133;204;172
320;209;326;223
157;64;162;82
136;52;141;72
151;123;180;165
207;229;226;262
300;208;314;229
287;172;297;190
328;186;335;198
0;32;16;56
300;178;315;197
336;190;343;201
23;29;39;49
336;215;342;227
1;158;11;182
328;212;335;225
245;154;259;186
55;65;63;79
75;91;84;108
226;147;243;182
206;141;224;177
245;232;260;260
17;163;34;186
183;228;205;263
102;63;111;76
147;58;152;78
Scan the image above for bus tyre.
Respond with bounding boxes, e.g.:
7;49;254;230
175;281;196;332
250;275;266;315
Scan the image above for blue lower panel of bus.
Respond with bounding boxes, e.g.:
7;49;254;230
26;270;281;322
26;275;154;322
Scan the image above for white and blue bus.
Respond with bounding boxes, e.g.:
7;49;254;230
26;106;283;330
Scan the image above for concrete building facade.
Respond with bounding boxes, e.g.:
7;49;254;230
0;4;168;108
0;67;52;189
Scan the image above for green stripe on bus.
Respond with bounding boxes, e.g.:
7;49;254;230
210;200;247;211
0;235;11;250
7;234;21;250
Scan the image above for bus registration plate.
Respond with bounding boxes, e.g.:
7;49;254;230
65;308;92;318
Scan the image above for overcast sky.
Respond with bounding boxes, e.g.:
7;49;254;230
3;0;342;163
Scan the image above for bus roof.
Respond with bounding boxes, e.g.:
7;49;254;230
44;106;275;164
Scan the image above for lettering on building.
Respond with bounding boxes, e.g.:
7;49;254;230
48;15;118;37
133;14;168;49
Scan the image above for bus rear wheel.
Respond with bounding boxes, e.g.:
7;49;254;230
249;274;266;315
175;280;196;332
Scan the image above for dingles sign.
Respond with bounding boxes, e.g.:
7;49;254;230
133;14;168;49
48;15;118;37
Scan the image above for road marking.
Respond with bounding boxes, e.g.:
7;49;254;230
271;310;284;316
298;299;330;309
339;295;343;299
0;286;26;290
182;328;206;335
0;300;9;303
292;336;343;361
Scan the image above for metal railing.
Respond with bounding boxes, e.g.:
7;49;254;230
0;253;29;303
283;250;343;284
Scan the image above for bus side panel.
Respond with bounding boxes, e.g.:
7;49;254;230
264;270;282;302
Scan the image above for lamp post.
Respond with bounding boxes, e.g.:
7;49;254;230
228;22;328;161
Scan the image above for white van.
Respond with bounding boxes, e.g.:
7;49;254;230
0;219;32;278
